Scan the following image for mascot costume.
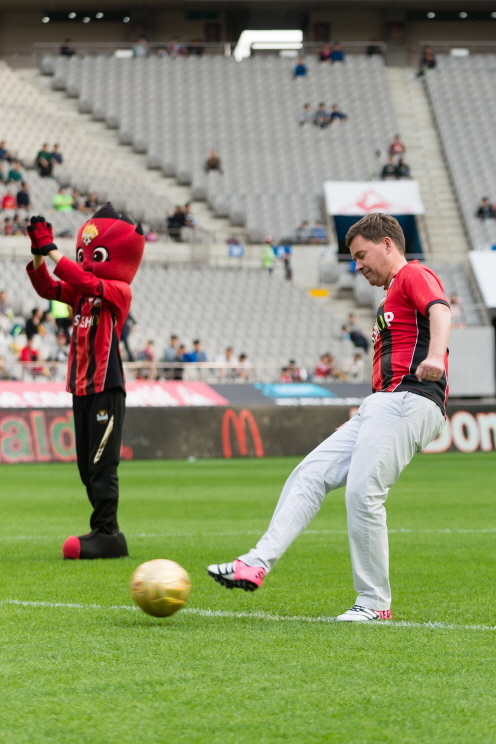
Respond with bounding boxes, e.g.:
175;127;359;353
26;203;145;559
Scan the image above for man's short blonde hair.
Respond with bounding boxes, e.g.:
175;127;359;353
345;213;406;255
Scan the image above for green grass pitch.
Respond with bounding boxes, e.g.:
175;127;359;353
0;453;495;744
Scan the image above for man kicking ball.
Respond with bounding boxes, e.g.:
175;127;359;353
208;214;451;621
26;205;144;559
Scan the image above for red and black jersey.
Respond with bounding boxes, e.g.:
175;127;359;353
27;257;131;396
372;260;450;413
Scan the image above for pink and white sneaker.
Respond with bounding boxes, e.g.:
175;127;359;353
336;605;392;622
207;560;266;592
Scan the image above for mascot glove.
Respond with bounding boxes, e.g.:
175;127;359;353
27;216;57;256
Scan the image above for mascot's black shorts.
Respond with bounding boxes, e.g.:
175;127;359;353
72;387;125;533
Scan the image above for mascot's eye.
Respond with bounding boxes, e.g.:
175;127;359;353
92;247;109;263
76;248;84;263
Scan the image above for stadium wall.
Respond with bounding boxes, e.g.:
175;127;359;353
1;403;496;463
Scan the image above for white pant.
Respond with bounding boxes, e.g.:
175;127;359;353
239;392;445;609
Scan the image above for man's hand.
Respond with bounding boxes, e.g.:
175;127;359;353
415;353;445;382
27;216;57;256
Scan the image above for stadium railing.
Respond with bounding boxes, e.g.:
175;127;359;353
33;40;387;66
3;361;363;385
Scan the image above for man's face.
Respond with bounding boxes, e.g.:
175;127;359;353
349;235;394;287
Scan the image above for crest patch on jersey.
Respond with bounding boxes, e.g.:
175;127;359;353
82;223;99;245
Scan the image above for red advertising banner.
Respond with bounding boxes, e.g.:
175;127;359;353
0;410;76;463
0;381;229;408
1;404;496;464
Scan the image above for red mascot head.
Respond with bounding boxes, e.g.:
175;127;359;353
75;202;145;284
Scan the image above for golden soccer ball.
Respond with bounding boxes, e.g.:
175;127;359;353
130;559;191;618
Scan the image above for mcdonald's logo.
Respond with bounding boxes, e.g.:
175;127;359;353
221;409;264;459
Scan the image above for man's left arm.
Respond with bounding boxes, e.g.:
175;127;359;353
415;303;452;382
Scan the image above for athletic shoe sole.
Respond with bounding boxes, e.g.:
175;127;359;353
207;569;259;592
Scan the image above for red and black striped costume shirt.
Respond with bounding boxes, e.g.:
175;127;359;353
372;260;450;414
27;257;131;396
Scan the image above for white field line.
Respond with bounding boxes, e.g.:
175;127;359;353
0;527;495;541
1;599;495;633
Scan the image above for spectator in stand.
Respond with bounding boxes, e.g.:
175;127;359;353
48;332;70;380
7;161;23;184
347;352;365;382
3;218;14;235
450;292;464;328
71;189;86;211
167;37;185;57
293;57;308;78
40;310;57;340
173;344;186;380
84;192;99;213
381;155;397;180
25;307;42;340
287;359;307;382
295;220;310;243
204;149;223;174
186;339;208;363
137;340;157;380
389;134;406;158
163;334;180;362
330;42;345;63
36;143;53;178
0;290;13;316
279;366;293;383
313;102;329;129
16;182;31;212
262;237;275;274
216;346;237;380
60;39;75;57
184;202;197;229
11;215;25;235
417;46;436;77
19;337;48;378
0;290;14;333
133;36;150;58
348;313;370;353
0;141;13;163
310;221;326;244
314;352;344;380
51;144;63;166
187;39;205;56
319;42;332;62
329;104;348;123
299;103;313;126
2;188;16;213
237;353;251;381
476;197;495;220
167;206;185;242
0;356;13;380
53;186;73;212
367;40;382;57
121;313;137;362
50;299;72;342
145;228;159;243
278;244;293;282
396;158;411;179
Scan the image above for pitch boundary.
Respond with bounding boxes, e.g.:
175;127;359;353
0;527;495;542
1;599;495;633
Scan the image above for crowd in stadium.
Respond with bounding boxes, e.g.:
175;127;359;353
0;286;369;384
